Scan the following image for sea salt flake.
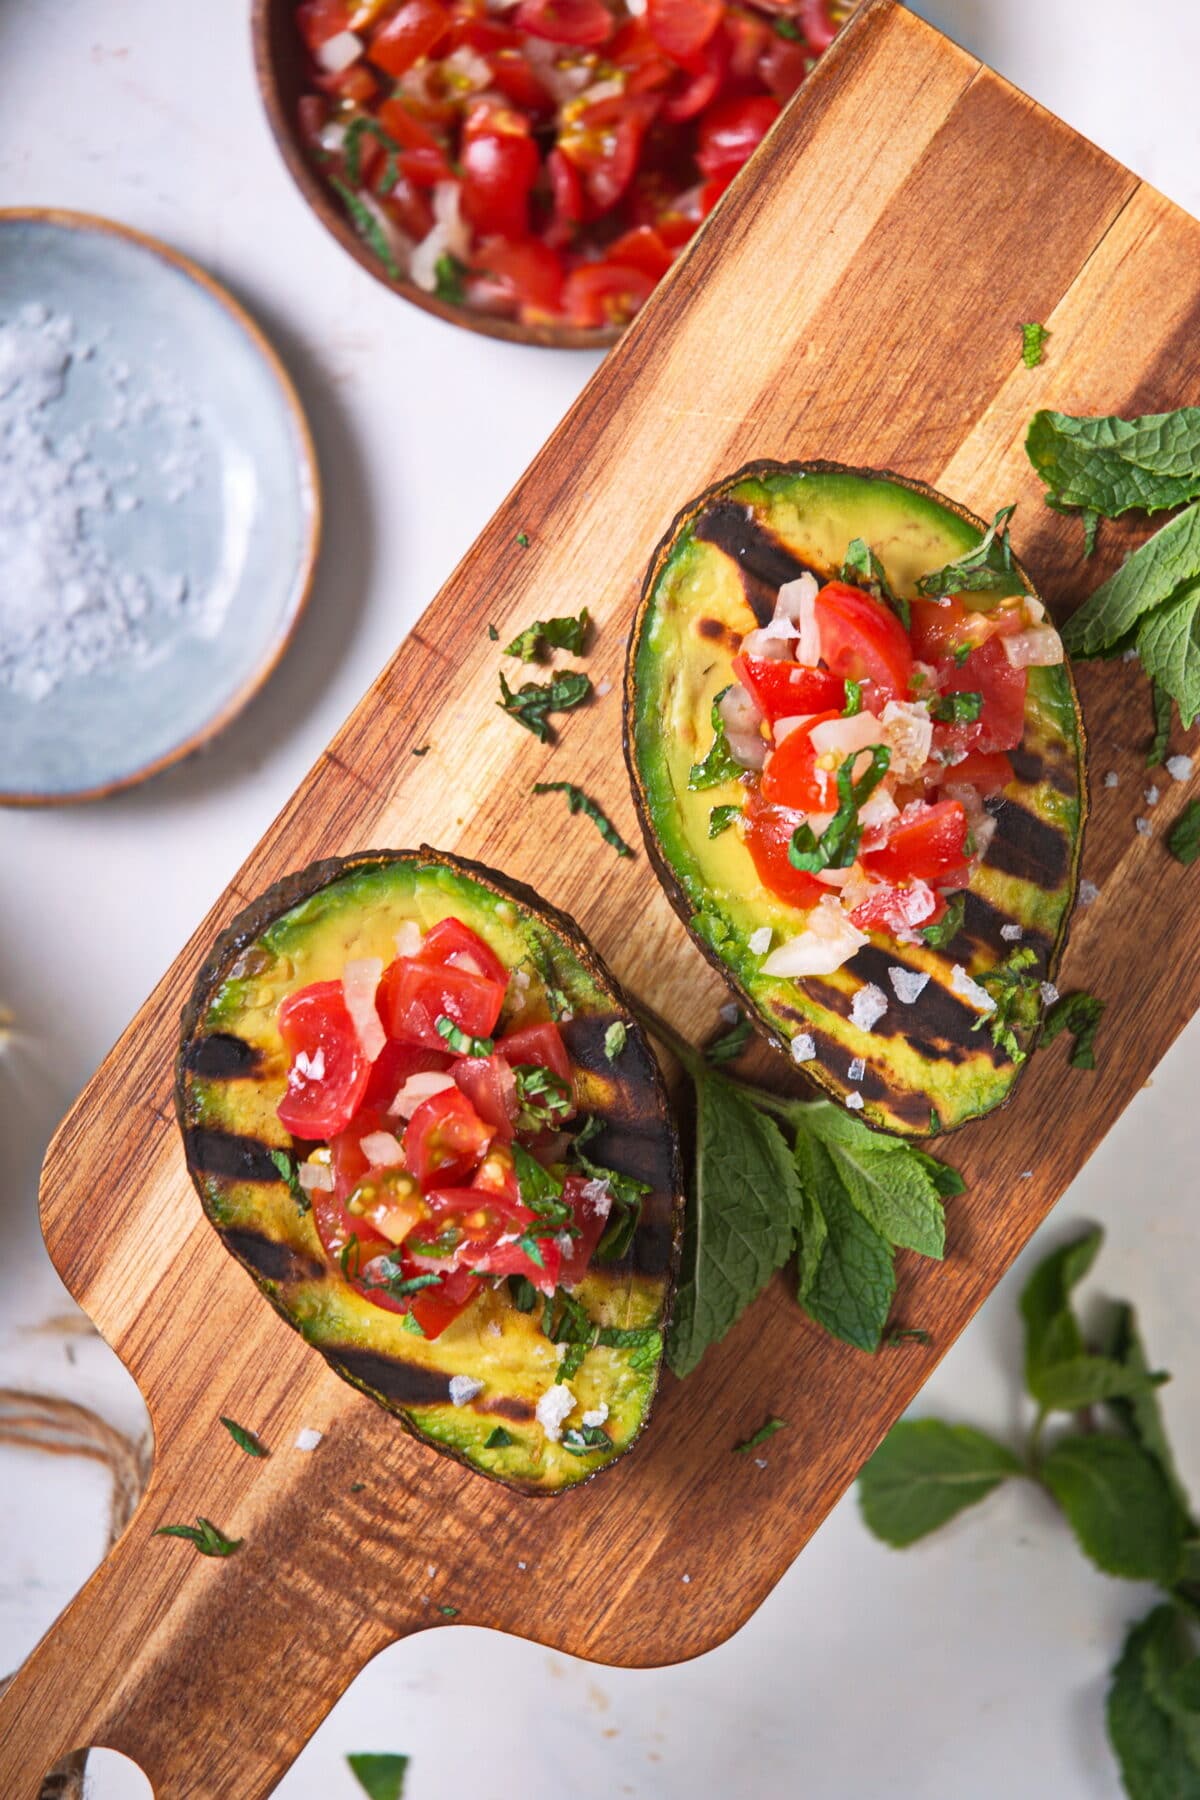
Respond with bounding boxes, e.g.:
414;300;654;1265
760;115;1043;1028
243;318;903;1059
845;1093;865;1111
1000;924;1024;942
849;983;888;1030
1145;784;1160;806
1039;982;1059;1007
791;1033;816;1065
581;1403;609;1428
888;966;929;1004
449;1376;483;1406
1103;771;1119;788
295;1427;323;1452
1135;816;1153;837
950;963;995;1013
847;1057;866;1082
1167;754;1194;782
1078;879;1099;906
718;1001;740;1025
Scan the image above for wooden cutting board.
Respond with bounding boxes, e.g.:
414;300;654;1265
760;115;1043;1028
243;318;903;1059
6;3;1200;1791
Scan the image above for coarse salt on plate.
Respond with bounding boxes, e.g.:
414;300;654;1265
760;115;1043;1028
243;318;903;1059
888;966;929;1004
849;983;888;1030
295;1427;323;1451
449;1376;483;1406
950;963;995;1013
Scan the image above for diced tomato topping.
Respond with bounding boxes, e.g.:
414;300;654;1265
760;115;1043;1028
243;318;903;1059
610;16;677;93
410;1262;484;1337
908;593;1025;663
863;800;971;885
732;656;845;723
661;27;727;120
453;1053;519;1139
495;1019;572;1084
646;0;724;66
758;31;812;102
473;1229;563;1293
276;981;371;1138
563;259;656;328
557;1172;611;1286
408;1185;524;1270
815;580;914;707
696;94;780;179
362;1039;451;1112
461;107;540;239
934;636;1028;755
742;789;827;910
943;748;1014;795
545;147;586;247
798;0;840;53
368;0;450;76
514;0;614;45
379;955;506;1051
559;96;656;215
471;236;566;320
403;1086;494;1187
420;916;509;987
606;225;674;281
376;99;455;185
760;708;842;812
472;1142;522;1203
297;0;351;52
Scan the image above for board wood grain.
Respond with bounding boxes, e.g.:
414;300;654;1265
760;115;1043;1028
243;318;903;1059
5;3;1200;1792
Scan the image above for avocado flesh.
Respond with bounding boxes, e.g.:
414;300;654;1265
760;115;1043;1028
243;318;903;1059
178;851;681;1494
626;462;1086;1138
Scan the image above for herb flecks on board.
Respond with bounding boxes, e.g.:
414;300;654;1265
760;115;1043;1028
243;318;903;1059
531;781;634;856
497;668;591;741
504;608;589;662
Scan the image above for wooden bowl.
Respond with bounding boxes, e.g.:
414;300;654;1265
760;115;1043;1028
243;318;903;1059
251;0;621;350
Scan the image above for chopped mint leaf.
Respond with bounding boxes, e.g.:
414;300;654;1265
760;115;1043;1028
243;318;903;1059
487;624;499;640
1042;989;1105;1069
708;802;742;838
706;1009;752;1065
859;1420;1022;1546
972;946;1040;1063
485;1427;513;1449
435;1015;495;1057
915;506;1023;598
343;117;401;194
843;678;863;716
688;686;746;789
438;1605;459;1617
531;781;633;856
734;1416;787;1453
930;690;982;724
219;1416;267;1458
604;1020;627;1062
884;1325;932;1347
433;252;467;305
920;891;966;948
329;178;401;281
498;668;591;742
512;1062;573;1132
269;1146;310;1216
347;1754;409;1800
516;530;530;548
1167;798;1200;864
154;1517;242;1557
789;744;890;872
504;607;588;661
841;537;910;630
562;1422;614;1455
1020;322;1049;368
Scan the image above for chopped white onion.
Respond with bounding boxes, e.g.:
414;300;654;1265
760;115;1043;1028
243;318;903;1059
410;181;470;293
808;711;886;760
761;895;868;977
578;77;625;106
748;926;774;956
776;574;820;666
360;1130;405;1168
879;699;933;779
443;45;493;89
741;618;794;659
315;28;363;73
298;1160;335;1193
317;120;348;154
395;920;424;958
859;786;900;834
343;958;386;1062
772;711;818;743
1002;624;1064;668
718;682;766;771
391;1070;456;1119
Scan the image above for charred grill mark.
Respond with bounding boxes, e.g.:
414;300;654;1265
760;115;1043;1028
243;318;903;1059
629;1212;676;1279
984;796;1070;889
329;1348;458;1409
693;500;823;626
222;1228;325;1286
484;1396;536;1424
695;617;742;653
834;944;1010;1068
185;1033;263;1079
960;889;1052;956
1008;744;1079;798
186;1127;283;1184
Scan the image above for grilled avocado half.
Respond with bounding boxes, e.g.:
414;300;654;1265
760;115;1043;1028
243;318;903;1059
625;461;1086;1138
177;848;682;1494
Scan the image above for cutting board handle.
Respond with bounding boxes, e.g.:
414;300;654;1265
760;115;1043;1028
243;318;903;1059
0;1454;429;1798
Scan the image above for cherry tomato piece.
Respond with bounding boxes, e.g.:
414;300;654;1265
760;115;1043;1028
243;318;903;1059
545;146;586;247
732;655;845;723
562;260;656;327
410;1262;484;1336
815;580;914;706
943;748;1014;795
472;1142;522;1203
453;1053;520;1139
403;1086;494;1187
471;236;566;319
559;96;656;214
362;1039;451;1111
759;30;811;102
935;637;1028;755
276;981;371;1138
379;956;506;1052
646;0;724;66
461;117;540;239
760;708;843;812
495;1020;573;1084
696;94;780;179
515;0;614;45
556;1172;612;1286
297;0;351;52
606;225;674;280
742;790;827;910
863;800;970;884
662;27;728;121
420;916;509;987
368;0;450;76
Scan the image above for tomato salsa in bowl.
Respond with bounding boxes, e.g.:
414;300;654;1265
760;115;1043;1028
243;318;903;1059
253;0;856;346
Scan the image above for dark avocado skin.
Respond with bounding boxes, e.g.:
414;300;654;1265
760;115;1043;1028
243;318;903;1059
624;460;1087;1139
177;847;683;1495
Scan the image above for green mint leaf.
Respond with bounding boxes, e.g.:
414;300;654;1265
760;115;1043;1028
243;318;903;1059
800;1170;896;1351
1029;1354;1166;1414
1020;322;1049;368
1169;799;1200;865
596;1324;662;1371
1100;1302;1194;1520
1108;1607;1200;1800
342;117;401;194
604;1021;627;1062
512;1062;573;1132
1041;1435;1185;1583
920;891;966;949
435;1015;494;1057
734;1416;787;1453
1028;406;1200;517
1062;501;1200;657
706;1010;752;1065
504;608;589;662
1019;1225;1102;1393
708;802;742;838
219;1416;267;1458
1149;679;1174;766
915;506;1023;598
498;668;591;742
347;1754;409;1800
511;1144;565;1210
154;1517;242;1557
774;15;802;35
1041;990;1106;1069
329;178;401;282
666;1063;802;1377
485;1427;513;1449
1137;576;1200;728
269;1146;311;1216
858;1420;1022;1546
433;252;466;305
789;744;891;873
972;946;1040;1064
531;782;634;857
801;1101;946;1260
438;1605;459;1617
843;678;863;716
401;1311;425;1335
930;690;982;724
508;1274;538;1313
841;537;909;630
487;624;499;641
884;1325;932;1347
688;687;747;789
562;1422;613;1456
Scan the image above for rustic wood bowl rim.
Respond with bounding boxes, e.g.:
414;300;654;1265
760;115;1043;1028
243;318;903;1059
0;204;322;809
250;0;623;352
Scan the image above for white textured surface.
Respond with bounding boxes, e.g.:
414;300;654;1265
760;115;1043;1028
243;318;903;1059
2;3;1200;1796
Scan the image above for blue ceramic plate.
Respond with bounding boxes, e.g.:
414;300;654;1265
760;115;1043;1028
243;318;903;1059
0;210;320;803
